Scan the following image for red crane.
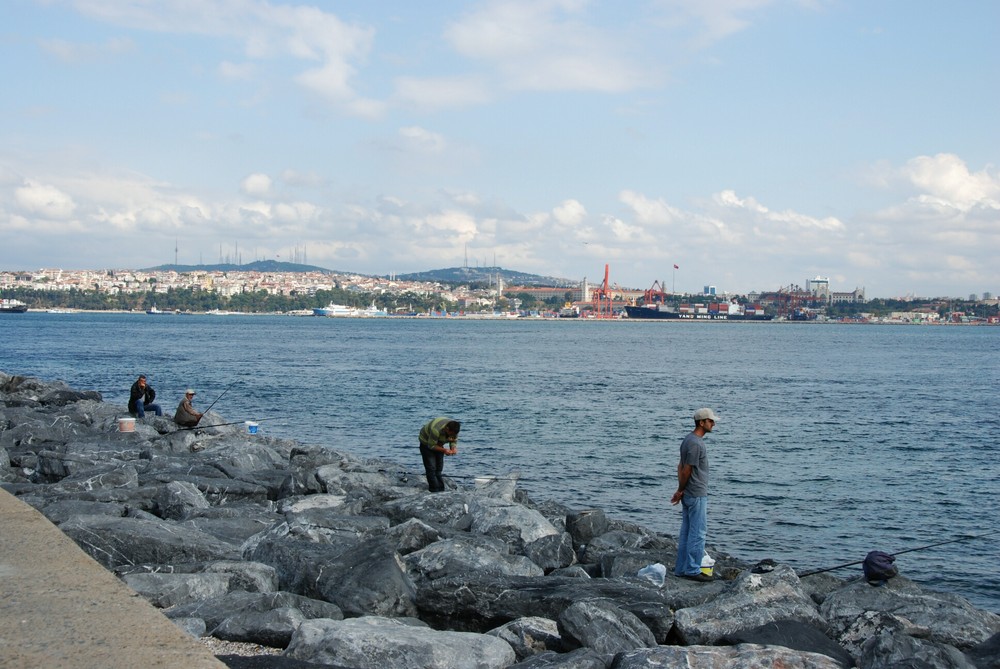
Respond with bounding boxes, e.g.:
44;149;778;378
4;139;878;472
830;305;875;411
590;264;615;318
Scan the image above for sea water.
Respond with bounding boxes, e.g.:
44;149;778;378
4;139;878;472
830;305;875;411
1;312;997;612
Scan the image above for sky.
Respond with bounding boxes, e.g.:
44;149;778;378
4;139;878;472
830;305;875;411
1;1;998;299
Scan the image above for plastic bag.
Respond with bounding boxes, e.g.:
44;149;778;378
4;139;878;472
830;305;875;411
637;562;666;586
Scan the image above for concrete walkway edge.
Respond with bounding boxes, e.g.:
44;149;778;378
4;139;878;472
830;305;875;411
0;488;226;668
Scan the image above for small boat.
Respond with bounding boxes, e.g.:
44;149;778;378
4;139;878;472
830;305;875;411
0;298;28;314
313;303;360;317
146;305;176;315
359;302;388;317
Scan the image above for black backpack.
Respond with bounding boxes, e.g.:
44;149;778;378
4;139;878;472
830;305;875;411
862;550;898;584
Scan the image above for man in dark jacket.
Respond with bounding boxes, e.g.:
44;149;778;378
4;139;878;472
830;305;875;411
128;375;163;418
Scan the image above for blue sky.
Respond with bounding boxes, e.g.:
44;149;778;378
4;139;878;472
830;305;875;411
2;0;998;298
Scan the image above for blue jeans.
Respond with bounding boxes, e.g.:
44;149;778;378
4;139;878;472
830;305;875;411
675;493;707;576
420;446;445;492
135;402;162;418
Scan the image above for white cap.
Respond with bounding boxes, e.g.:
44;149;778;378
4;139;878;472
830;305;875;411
693;408;719;422
185;389;196;395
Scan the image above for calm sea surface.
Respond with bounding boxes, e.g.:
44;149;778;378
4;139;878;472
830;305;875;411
2;312;997;612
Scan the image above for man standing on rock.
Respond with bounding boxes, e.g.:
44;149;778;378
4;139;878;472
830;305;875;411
671;408;718;582
418;418;460;492
128;374;162;418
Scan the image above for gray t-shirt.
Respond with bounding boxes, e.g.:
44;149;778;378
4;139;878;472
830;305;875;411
679;431;709;497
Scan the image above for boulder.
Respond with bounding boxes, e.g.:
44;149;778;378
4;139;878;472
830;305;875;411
164;590;344;631
157;480;211;520
486;616;563;661
508;647;608;668
565;509;608;545
59;513;240;568
524;532;577;572
404;538;544;583
672;564;828;645
557;600;656;656
313;538;418;618
820;577;1000;651
717;619;855;668
123;571;233;608
611;645;844;669
416;575;675;643
284;616;516;669
214;606;306;648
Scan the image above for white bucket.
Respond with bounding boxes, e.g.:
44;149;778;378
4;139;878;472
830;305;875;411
700;553;716;577
244;421;259;435
118;417;136;433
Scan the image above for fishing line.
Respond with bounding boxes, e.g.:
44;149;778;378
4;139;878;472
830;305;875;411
202;382;236;414
178;417;281;431
798;528;1000;577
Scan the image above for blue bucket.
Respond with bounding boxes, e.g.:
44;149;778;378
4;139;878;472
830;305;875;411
245;421;259;435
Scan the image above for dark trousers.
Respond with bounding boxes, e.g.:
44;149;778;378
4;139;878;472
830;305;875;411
420;446;445;492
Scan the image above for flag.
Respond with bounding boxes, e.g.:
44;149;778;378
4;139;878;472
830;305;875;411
673;264;679;270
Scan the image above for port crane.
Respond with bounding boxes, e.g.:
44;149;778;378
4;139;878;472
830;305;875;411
640;279;669;306
590;264;615;318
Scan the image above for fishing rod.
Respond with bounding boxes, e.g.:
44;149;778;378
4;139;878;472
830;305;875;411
798;528;1000;578
376;467;527;482
178;417;279;431
202;382;236;414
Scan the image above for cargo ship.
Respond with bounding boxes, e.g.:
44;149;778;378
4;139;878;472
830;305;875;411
624;300;772;321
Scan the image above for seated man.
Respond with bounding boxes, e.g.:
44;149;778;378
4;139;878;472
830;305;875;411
173;389;203;427
128;374;163;418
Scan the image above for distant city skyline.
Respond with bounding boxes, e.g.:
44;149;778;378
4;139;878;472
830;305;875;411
1;2;997;299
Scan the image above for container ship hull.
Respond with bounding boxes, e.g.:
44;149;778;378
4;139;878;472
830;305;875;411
624;305;773;321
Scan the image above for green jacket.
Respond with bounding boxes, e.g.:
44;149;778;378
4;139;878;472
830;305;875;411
419;417;456;448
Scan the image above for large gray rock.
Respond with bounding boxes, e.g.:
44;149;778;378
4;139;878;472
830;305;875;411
611;645;844;669
558;600;656;656
404;538;544;582
565;509;608;545
524;532;577;572
508;647;608;668
717;619;855;668
820;577;1000;651
467;496;560;550
486;616;563;661
313;537;418;618
60;514;240;568
673;564;828;645
416;575;675;643
214;606;307;648
123;571;233;608
157;480;210;520
859;626;977;669
285;616;516;669
384;517;442;555
164;590;344;631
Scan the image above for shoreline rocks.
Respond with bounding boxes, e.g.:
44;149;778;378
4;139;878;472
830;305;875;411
2;371;998;669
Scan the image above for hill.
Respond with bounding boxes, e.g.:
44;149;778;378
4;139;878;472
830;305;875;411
141;261;578;287
394;266;578;287
142;260;340;274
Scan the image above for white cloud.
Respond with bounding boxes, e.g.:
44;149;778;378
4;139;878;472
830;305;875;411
218;60;255;80
398;126;447;154
553;199;587;225
393;75;494;111
14;181;76;219
900;153;1000;212
38;36;134;63
241;173;272;197
444;0;650;93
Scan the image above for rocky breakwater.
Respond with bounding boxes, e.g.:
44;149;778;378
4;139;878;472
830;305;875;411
1;371;998;669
